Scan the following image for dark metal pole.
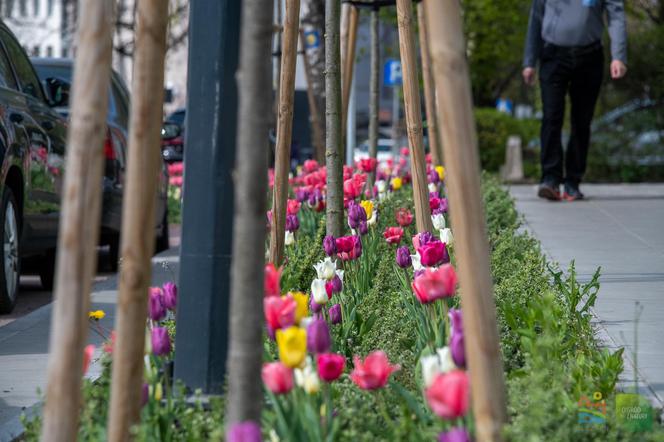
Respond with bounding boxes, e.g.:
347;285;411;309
174;0;240;394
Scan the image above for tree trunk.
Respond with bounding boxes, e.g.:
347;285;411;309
269;0;301;266
107;0;170;440
341;5;358;160
40;3;114;441
301;0;325;105
417;1;442;167
368;7;379;187
225;0;274;427
325;0;343;237
424;1;507;440
396;0;433;233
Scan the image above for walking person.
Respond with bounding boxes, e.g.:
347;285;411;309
523;0;627;201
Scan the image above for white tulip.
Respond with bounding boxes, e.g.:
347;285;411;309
420;354;441;388
367;209;377;226
437;346;457;373
314;257;337;280
428;183;438;193
285;231;295;246
440;228;453;245
300;316;314;329
294;358;320;394
335;269;344;282
311;278;328;305
376;180;387;193
432;213;446;231
411;252;423;271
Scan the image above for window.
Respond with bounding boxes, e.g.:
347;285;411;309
0;46;17;89
46;46;53;57
47;0;53;16
33;0;39;16
19;0;26;16
32;45;40;56
1;30;45;101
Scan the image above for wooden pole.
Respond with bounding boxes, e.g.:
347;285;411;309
368;6;380;187
325;0;343;237
424;1;507;440
40;2;114;441
274;0;283;123
225;0;273;427
269;0;301;266
341;4;359;156
300;28;326;164
395;0;433;233
417;1;442;167
107;0;169;440
340;2;350;77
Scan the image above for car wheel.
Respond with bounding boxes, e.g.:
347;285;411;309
39;249;56;291
155;209;169;254
0;188;20;313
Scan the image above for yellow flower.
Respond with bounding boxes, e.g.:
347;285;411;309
88;310;105;320
391;177;402;191
289;291;309;324
360;200;374;220
276;326;307;368
435;166;445;181
154;382;163;401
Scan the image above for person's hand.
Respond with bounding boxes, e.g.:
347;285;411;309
522;67;536;86
610;60;627;79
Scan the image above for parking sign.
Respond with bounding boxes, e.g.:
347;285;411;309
384;59;402;87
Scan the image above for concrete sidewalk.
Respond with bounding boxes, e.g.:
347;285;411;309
0;247;180;442
509;183;664;411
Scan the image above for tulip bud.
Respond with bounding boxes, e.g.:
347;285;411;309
329;304;342;324
323;235;336;256
162;282;177;311
396;246;412;268
449;333;466;368
330;274;343;293
148;287;166;321
227;421;262;442
432;213;446;231
428;169;440;184
440;228;453;245
306;319;331;353
151;327;171;356
438;427;471;442
311;278;328;305
285;214;300;232
358;220;368;236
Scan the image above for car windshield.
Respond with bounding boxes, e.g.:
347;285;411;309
32;62;116;116
168;110;185;126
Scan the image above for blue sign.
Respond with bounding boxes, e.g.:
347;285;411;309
383;59;402;87
303;30;320;49
496;97;513;114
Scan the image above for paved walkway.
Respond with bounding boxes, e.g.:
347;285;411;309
0;248;180;442
509;183;664;410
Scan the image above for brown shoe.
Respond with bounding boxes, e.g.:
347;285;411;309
537;182;561;201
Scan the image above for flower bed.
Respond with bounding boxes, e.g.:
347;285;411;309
22;160;663;440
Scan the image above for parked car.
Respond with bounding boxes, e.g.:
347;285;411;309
162;108;185;162
354;138;395;164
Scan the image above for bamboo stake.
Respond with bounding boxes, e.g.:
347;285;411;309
107;0;169;440
340;2;350;77
40;2;114;441
269;0;301;266
300;28;325;164
368;6;380;187
395;0;433;233
424;1;507;440
225;0;273;427
325;0;343;237
341;4;359;152
417;1;442;167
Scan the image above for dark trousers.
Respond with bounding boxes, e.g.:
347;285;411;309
539;42;604;186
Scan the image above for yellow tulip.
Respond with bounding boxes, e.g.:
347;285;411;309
289;291;309;324
391;177;403;191
360;200;374;220
154;382;163;401
88;310;105;320
435;166;445;181
276;326;307;368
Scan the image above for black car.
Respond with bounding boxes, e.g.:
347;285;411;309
162;108;185;163
0;23;167;313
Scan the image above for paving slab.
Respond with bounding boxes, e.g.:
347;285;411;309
509;183;664;412
0;247;180;442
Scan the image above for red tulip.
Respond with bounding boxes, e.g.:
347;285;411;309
343;179;362;199
264;263;282;297
262;362;294;394
82;344;95;375
264;295;296;330
317;353;346;382
412;265;458;304
417;241;447;267
395;208;414;227
425;370;469;419
303;159;319;173
357;158;378;173
383;227;404;245
350;350;400;390
287;199;301;215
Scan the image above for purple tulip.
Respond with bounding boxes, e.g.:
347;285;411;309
347;203;366;230
358;220;368;236
396;246;412;268
428;169;440;184
418;231;435;247
151;326;171;356
352;235;362;258
308;188;323;206
162;282;177;311
266;324;276;341
323;235;336;256
148;288;166;321
449;332;465;368
330;274;343;293
141;382;149;407
285;214;300;232
309;295;323;313
306;318;331;353
329;303;342;324
449;308;463;334
414;269;425;278
227;421;262;442
295;188;309;203
439;427;471;442
439;198;448;214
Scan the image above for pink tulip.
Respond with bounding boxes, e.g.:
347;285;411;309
383;227;404;245
350;350;400;390
395;208;413;227
82;344;95;375
287;199;301;215
264;296;296;331
412;265;458;304
264;263;281;297
417;241;448;267
317;353;346;382
262;362;293;394
425;370;469;419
